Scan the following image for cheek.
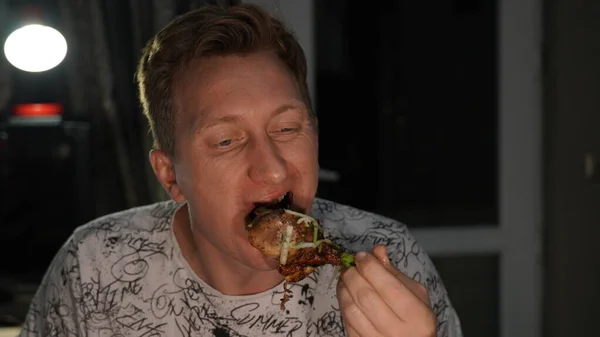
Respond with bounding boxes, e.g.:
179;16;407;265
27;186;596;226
193;157;242;197
195;161;254;222
185;157;247;231
177;151;235;203
285;135;319;177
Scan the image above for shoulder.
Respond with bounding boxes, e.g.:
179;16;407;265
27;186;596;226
311;198;427;283
311;197;414;252
312;198;431;281
19;202;181;336
76;200;179;234
29;200;179;275
69;200;179;248
40;200;181;276
311;198;463;337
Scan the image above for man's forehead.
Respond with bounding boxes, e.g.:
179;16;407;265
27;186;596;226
180;52;279;85
176;56;281;106
173;53;307;129
189;101;307;133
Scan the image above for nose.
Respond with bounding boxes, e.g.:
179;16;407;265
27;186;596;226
248;137;288;185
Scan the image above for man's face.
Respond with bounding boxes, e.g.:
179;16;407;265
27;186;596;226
157;52;319;271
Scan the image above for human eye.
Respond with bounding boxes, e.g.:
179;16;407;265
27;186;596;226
271;123;301;134
278;127;300;133
207;132;243;150
269;125;302;143
216;138;233;148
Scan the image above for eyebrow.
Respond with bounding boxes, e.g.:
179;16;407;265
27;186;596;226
192;103;304;134
271;103;303;117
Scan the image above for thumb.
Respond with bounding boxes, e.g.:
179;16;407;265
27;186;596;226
372;245;431;306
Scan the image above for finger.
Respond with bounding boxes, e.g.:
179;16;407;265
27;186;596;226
355;250;432;322
342;266;404;336
345;323;361;337
372;245;431;306
373;245;394;269
373;245;405;279
337;279;379;337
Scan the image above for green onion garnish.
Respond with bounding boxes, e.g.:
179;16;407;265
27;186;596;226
341;253;355;267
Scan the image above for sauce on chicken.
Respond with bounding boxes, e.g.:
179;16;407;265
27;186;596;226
247;208;354;309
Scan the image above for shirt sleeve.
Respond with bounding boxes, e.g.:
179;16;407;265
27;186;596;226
388;230;464;337
18;235;86;337
439;303;463;337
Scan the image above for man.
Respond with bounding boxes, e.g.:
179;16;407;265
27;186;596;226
19;3;462;337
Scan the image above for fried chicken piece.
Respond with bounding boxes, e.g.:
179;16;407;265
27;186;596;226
247;209;289;258
247;208;354;309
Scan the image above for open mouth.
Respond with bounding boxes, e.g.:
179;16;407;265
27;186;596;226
245;192;292;225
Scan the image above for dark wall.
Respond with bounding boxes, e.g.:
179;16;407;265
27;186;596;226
314;0;498;228
544;0;600;336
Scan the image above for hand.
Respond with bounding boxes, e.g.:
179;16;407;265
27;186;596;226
336;245;437;337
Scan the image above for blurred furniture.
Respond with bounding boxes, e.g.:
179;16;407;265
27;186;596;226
0;105;91;286
0;327;20;337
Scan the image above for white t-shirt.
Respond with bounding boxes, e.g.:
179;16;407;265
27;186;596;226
18;198;463;337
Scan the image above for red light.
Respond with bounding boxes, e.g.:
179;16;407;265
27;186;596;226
13;103;63;117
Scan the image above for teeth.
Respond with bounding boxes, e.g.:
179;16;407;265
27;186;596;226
254;192;288;210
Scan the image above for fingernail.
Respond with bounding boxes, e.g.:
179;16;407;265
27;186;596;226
355;251;367;261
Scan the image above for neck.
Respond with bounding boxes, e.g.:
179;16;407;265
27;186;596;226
172;204;283;295
192;249;283;295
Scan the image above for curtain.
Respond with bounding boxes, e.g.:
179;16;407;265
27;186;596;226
57;0;164;216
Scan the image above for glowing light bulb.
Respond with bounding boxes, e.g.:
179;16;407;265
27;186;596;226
4;24;68;72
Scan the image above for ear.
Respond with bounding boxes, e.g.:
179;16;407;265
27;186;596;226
149;149;186;203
